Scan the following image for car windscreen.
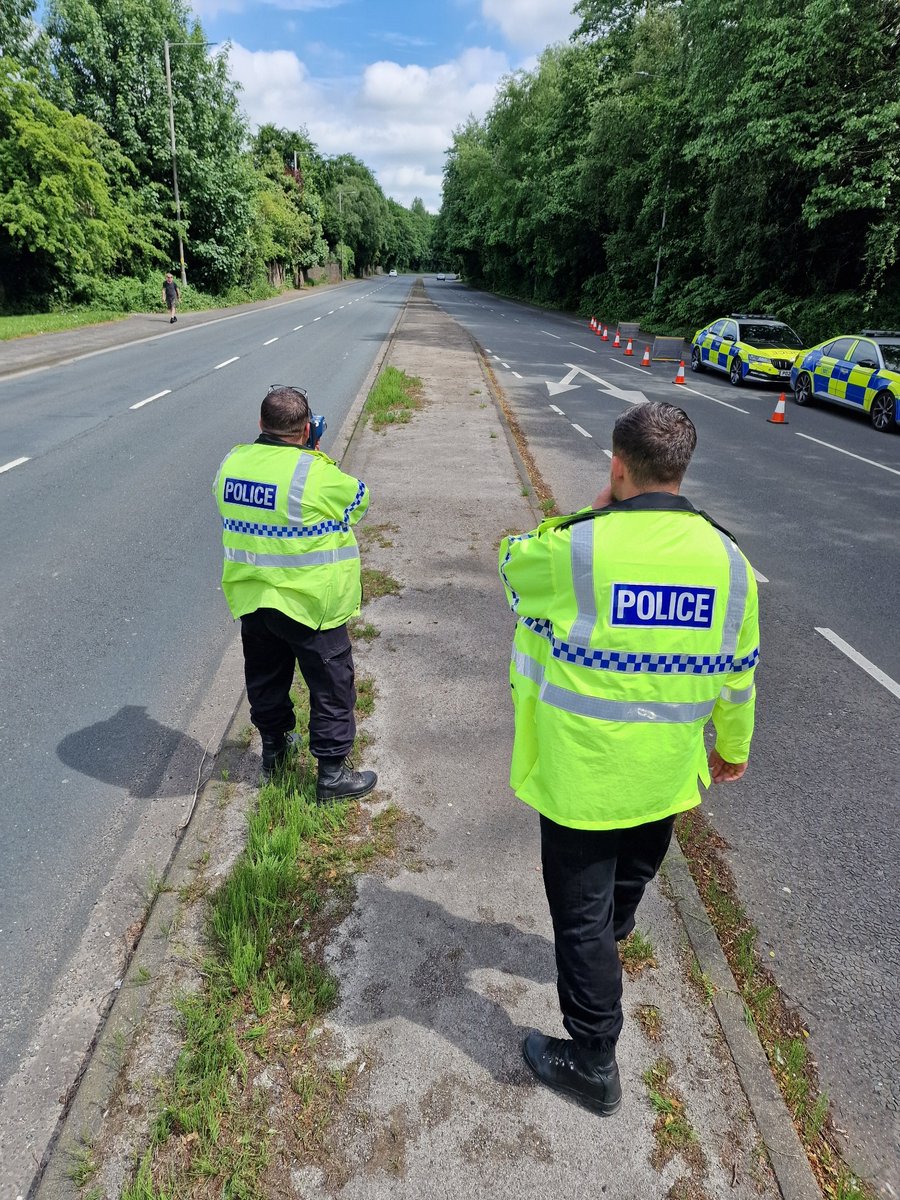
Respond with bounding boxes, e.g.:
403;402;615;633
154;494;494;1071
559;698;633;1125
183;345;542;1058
738;323;803;349
877;341;900;372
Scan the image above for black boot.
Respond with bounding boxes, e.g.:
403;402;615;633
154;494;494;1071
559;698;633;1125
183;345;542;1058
260;731;297;776
316;756;377;802
522;1032;621;1116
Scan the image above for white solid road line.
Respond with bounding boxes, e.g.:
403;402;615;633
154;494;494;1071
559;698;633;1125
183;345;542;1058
795;432;900;477
677;381;749;414
130;389;172;410
752;568;769;583
815;628;900;701
549;404;565;415
263;337;278;346
572;423;593;438
214;357;239;370
569;341;597;353
0;456;30;473
542;331;562;339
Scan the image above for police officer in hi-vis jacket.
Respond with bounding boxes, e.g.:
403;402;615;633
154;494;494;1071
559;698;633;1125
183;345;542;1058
215;385;376;802
499;401;759;1115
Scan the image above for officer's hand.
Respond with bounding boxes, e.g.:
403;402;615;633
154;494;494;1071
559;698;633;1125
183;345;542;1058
709;749;747;783
593;484;614;509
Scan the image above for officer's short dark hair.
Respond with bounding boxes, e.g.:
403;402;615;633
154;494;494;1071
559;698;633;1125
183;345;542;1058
612;402;697;487
261;386;311;435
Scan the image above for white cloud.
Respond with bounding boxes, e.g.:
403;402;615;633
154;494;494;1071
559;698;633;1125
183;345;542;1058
228;42;510;210
481;0;579;49
191;0;344;17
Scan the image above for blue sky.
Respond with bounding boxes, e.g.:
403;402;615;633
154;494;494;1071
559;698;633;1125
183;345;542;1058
188;0;580;210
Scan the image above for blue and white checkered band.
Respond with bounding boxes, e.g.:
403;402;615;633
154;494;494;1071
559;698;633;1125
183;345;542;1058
222;517;346;537
610;584;716;629
223;477;277;510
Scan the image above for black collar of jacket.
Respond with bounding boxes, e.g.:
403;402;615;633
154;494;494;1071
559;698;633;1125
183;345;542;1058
556;492;738;544
255;432;305;448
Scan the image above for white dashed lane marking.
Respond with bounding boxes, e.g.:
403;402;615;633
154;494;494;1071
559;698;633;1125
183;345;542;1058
572;424;592;438
293;325;303;331
796;433;900;477
676;382;749;414
0;456;29;473
512;371;523;379
549;404;565;414
263;337;278;346
753;569;768;583
130;389;172;411
214;357;239;370
542;331;561;339
313;317;322;322
569;342;597;353
816;628;900;701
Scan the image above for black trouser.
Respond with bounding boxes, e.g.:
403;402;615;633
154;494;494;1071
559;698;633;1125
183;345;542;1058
539;812;676;1052
240;608;356;760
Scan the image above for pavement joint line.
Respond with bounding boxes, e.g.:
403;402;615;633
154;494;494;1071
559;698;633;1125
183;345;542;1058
263;337;278;345
795;432;900;477
129;389;171;410
213;356;239;370
815;627;900;701
677;381;749;414
0;455;29;473
571;423;592;438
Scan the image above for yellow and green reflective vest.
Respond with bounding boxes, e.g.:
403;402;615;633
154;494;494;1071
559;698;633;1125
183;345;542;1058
498;493;759;830
214;440;369;630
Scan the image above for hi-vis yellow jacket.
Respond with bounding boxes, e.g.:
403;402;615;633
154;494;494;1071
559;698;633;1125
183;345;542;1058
498;493;759;830
214;439;368;630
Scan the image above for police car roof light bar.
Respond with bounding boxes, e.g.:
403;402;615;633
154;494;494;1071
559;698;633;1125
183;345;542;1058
729;313;782;322
861;330;900;339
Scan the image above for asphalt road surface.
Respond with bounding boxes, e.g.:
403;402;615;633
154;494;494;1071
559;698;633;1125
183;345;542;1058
0;278;411;1130
425;278;900;1194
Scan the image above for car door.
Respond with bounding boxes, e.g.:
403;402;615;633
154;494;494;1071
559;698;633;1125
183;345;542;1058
845;339;879;408
717;320;739;373
700;319;726;367
825;338;862;402
813;337;855;397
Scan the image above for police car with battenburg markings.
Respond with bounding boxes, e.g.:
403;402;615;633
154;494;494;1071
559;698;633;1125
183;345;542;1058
790;330;900;433
690;314;805;387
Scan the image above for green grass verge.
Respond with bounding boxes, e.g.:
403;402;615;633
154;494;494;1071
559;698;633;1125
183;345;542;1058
0;310;129;340
364;365;423;430
120;678;395;1198
677;809;875;1200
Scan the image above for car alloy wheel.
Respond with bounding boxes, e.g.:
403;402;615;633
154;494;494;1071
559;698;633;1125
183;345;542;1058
871;390;897;432
729;356;743;386
794;372;813;406
690;347;704;373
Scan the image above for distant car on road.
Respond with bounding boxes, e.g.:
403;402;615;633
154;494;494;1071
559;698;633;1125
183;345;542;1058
691;314;805;386
790;331;900;432
388;269;397;277
436;273;446;281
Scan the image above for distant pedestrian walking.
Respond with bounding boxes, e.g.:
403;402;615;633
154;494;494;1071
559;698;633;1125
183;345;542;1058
163;272;180;323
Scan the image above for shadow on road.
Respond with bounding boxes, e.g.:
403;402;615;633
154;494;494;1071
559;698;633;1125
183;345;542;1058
56;704;205;798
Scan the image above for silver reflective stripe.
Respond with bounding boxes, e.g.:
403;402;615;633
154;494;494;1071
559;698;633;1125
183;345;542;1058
513;649;543;685
225;545;359;569
716;530;747;659
287;452;316;522
720;683;755;704
568;519;597;643
540;680;716;724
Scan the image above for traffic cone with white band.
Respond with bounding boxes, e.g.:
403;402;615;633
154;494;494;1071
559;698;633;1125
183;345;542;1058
767;393;789;424
624;337;634;356
613;329;621;348
673;360;686;385
590;316;597;330
641;345;651;367
601;326;609;341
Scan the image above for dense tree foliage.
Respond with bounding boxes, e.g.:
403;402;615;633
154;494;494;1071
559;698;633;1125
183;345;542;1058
0;0;434;312
437;0;900;341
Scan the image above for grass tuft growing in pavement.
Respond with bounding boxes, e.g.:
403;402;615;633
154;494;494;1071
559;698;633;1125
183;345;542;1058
643;1057;704;1174
364;364;424;430
676;809;876;1200
119;676;394;1197
361;566;401;601
620;928;657;976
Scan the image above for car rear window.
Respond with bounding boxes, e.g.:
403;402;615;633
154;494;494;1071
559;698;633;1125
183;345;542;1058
738;323;803;349
877;341;900;372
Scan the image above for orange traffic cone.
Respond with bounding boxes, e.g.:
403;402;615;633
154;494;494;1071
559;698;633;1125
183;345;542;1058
590;316;597;330
594;322;603;336
673;360;686;385
641;345;651;367
601;326;609;341
624;337;634;356
613;330;621;348
767;393;789;424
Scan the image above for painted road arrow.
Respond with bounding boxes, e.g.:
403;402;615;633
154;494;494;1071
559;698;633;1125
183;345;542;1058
546;363;647;405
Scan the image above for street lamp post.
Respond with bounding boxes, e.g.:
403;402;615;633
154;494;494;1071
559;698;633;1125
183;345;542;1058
163;39;215;287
